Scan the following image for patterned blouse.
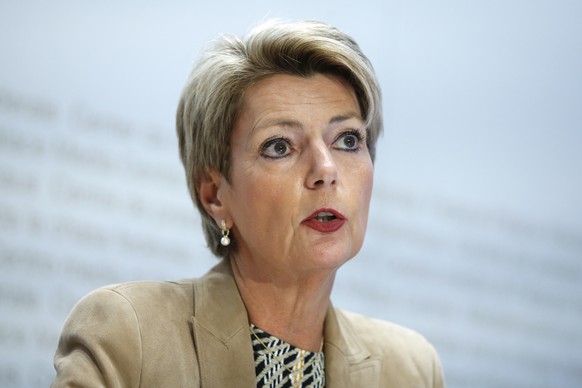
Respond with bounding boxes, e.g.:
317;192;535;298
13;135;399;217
250;324;325;388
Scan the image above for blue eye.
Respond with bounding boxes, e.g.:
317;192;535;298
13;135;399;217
261;138;292;158
333;130;364;151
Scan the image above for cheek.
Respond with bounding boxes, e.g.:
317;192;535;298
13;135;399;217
230;174;301;253
355;161;374;206
232;172;293;224
364;169;374;205
354;164;374;231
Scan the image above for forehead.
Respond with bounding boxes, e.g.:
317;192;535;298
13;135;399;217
239;73;361;122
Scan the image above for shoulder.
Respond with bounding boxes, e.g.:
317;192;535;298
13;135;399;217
65;279;194;325
334;308;445;386
61;279;196;349
89;279;193;312
65;260;234;330
53;279;200;386
335;308;435;353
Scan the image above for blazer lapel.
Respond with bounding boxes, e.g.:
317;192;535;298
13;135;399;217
190;260;256;388
189;261;381;387
324;305;381;387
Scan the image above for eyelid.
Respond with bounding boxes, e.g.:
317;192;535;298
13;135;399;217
332;128;366;145
260;136;293;158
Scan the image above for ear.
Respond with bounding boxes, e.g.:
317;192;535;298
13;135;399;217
198;169;229;223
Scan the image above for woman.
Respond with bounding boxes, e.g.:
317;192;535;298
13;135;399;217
52;20;444;387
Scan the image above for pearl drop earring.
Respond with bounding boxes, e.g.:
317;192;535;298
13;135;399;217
220;220;231;246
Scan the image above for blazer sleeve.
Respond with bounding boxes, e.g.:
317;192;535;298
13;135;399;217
52;288;143;388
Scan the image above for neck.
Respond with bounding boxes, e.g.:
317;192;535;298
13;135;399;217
230;255;336;352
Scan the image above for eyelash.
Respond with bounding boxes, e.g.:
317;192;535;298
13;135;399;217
260;136;293;159
333;129;365;152
259;129;366;159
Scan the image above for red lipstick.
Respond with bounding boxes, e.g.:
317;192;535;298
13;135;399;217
301;208;347;233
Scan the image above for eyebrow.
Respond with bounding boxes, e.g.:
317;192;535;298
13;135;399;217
255;112;363;132
329;112;363;124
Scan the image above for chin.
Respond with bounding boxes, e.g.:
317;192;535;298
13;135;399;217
310;242;360;271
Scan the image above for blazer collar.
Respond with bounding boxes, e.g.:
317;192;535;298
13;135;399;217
324;305;380;387
190;259;380;387
190;259;256;387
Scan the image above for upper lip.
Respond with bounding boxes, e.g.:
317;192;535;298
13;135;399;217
302;208;347;222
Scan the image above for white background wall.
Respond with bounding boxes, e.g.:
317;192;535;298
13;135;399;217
1;1;581;387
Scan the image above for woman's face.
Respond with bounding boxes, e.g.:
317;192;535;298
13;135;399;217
217;73;374;277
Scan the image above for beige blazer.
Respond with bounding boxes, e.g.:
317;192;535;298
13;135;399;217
52;260;445;387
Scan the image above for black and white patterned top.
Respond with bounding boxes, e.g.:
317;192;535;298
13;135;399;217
250;324;325;388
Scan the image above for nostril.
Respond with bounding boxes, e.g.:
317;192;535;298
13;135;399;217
314;179;324;185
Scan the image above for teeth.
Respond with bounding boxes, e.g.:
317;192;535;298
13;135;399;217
315;212;336;222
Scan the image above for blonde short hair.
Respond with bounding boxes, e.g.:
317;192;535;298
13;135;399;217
176;19;383;258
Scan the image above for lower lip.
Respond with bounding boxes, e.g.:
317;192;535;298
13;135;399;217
302;219;346;233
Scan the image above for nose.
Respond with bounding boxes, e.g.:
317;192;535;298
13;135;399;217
305;143;338;189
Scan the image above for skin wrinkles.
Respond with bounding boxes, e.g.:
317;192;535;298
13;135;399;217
206;73;374;350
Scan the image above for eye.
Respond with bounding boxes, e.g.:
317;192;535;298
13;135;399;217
333;130;364;152
260;137;293;159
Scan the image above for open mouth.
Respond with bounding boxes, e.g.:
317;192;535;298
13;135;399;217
302;208;347;233
314;211;337;222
